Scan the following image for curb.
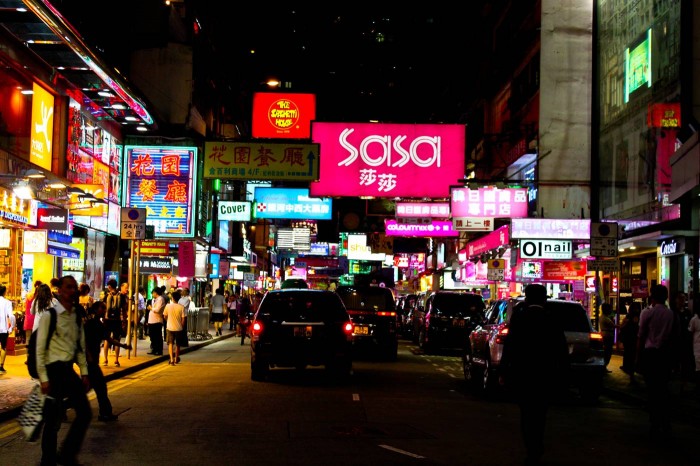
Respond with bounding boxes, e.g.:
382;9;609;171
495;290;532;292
0;333;235;423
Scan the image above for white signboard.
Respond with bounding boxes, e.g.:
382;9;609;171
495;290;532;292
519;239;572;259
218;201;251;221
120;208;147;240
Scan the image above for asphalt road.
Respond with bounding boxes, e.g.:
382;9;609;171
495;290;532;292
1;338;699;466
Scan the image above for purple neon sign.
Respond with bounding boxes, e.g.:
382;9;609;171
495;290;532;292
384;220;458;237
462;225;510;257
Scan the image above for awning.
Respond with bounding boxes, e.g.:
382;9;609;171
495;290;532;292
47;241;81;260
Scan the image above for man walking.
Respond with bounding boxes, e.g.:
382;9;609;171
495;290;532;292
637;284;677;439
0;284;15;374
36;275;91;466
104;279;125;367
500;284;569;465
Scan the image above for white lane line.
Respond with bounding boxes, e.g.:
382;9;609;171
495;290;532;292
352;393;360;401
378;444;426;459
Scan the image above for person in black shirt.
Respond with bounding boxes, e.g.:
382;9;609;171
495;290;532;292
500;284;570;465
84;301;130;421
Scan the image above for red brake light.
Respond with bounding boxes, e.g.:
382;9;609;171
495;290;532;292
344;322;353;334
377;311;396;317
252;321;263;334
495;327;509;344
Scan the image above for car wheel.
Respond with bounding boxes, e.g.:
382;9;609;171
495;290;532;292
251;356;269;381
462;351;474;383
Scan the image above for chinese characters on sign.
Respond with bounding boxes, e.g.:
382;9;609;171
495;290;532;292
253;188;332;220
395;202;450;218
203;142;320;181
124;146;197;238
452;217;494;232
450;187;528;218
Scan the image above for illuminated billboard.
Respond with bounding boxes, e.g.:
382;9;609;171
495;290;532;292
309;122;465;198
251;92;316;139
203;141;319;181
450;187;528;218
253;188;332;220
624;29;652;103
123;146;197;238
384;220;458;237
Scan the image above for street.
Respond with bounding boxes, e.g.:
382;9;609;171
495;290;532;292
1;337;699;466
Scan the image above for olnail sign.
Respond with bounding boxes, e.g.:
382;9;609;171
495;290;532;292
519;239;573;260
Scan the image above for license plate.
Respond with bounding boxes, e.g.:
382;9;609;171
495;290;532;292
354;325;369;335
294;326;312;338
452;319;465;327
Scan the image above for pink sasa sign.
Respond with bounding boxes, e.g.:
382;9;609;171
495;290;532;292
310;123;465;198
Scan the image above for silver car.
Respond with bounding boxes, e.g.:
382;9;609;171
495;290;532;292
463;297;605;402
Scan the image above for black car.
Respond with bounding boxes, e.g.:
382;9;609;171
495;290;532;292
336;285;399;360
463;298;605;401
419;291;485;353
250;289;353;381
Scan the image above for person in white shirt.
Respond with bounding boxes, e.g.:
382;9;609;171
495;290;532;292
148;286;166;355
0;284;15;374
164;290;186;365
35;275;90;466
209;287;226;336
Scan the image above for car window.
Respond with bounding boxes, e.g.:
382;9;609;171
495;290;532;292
337;287;395;311
259;291;347;321
546;301;592;332
487;300;508;325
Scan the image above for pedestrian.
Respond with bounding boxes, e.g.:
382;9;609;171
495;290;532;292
84;300;130;421
227;293;238;332
670;291;694;396
103;279;125;367
135;287;147;340
499;284;570;465
636;284;678;440
689;305;700;396
600;303;617;372
163;290;186;365
619;302;641;384
238;295;252;345
0;284;16;374
35;275;91;466
78;283;94;315
147;286;166;356
23;280;42;348
31;284;57;333
177;288;191;347
210;287;226;336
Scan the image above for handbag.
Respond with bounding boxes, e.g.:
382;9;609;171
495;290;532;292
17;384;45;442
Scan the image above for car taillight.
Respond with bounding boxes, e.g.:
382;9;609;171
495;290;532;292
344;322;353;334
494;327;509;344
590;332;603;348
252;321;263;334
377;311;396;317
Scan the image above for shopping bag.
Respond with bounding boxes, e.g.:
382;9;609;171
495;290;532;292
17;384;45;442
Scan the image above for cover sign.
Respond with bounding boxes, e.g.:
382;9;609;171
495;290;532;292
309;122;465;198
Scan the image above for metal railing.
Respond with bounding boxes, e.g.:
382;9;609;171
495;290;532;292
187;307;212;341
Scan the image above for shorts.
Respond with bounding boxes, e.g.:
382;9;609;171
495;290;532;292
105;320;123;340
211;313;224;323
166;330;183;345
0;333;8;350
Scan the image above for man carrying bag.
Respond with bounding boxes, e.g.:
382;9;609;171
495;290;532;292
35;275;91;466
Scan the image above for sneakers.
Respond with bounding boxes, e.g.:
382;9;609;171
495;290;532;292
102;361;108;367
114;361;120;367
97;413;118;422
0;366;6;374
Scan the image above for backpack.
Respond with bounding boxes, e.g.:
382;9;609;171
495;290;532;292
27;308;82;379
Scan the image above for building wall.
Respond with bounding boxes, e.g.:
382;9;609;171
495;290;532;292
538;0;593;219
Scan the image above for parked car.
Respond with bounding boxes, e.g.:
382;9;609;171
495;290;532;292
463;297;605;401
418;291;486;353
396;293;420;339
336;285;399;360
249;289;353;381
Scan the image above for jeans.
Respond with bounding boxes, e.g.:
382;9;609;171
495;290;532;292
149;323;164;354
87;362;112;416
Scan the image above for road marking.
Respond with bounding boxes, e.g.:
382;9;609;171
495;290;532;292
352;393;360;401
0;422;20;439
378;444;426;459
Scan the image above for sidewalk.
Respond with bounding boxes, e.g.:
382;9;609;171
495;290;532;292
0;328;237;422
602;353;700;424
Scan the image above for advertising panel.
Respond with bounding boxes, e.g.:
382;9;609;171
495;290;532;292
462;225;510;258
309;122;465;198
218;201;251;222
510;218;591;240
384;220;458;237
124;146;197;238
450;187;528;218
253;187;332;220
251;92;316;139
203;142;319;181
30;83;54;170
395;202;450;218
542;260;587;281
